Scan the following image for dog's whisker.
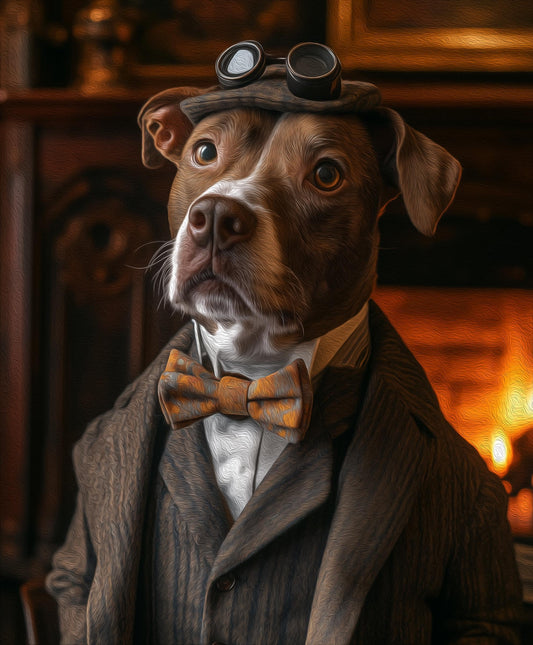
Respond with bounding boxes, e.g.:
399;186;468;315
127;259;167;271
157;267;174;309
158;271;173;305
149;251;173;268
148;243;176;309
134;240;170;252
126;240;175;271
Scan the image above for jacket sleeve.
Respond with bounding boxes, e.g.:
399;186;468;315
439;471;523;644
45;490;95;644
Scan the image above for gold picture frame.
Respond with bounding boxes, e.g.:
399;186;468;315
328;0;533;71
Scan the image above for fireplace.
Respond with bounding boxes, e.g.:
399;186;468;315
374;285;533;601
375;288;533;490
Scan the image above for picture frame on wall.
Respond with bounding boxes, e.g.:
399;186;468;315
328;0;533;71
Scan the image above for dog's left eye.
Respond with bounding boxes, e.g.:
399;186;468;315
312;162;343;191
194;142;218;166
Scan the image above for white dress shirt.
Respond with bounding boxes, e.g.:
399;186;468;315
195;303;370;520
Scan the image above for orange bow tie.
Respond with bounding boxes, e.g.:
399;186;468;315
158;349;313;443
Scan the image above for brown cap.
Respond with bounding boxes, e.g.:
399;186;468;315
180;69;381;124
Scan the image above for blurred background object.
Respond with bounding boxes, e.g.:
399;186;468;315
72;0;136;91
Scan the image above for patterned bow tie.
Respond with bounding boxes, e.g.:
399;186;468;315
158;349;313;443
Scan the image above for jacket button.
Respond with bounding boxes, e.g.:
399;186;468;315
216;573;236;592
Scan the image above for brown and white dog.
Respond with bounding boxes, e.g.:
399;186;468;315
139;91;460;363
46;76;523;645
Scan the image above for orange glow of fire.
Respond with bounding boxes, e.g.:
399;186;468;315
508;488;533;536
373;288;533;480
487;324;533;475
497;325;533;428
487;383;533;476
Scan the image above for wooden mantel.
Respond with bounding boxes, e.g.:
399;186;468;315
1;79;533;119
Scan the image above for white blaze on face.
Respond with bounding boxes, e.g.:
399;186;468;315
168;214;190;305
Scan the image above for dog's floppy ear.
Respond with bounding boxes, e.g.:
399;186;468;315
138;87;205;169
364;107;462;235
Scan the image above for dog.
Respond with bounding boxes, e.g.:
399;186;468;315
46;68;523;644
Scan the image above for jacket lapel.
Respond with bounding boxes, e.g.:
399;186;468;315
306;302;438;645
208;427;333;583
306;379;433;645
78;323;195;644
208;358;368;582
159;422;231;565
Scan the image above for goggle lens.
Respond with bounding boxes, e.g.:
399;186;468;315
216;41;265;87
215;41;342;101
289;45;334;78
227;49;256;75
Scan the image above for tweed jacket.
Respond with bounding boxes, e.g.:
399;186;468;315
46;302;523;644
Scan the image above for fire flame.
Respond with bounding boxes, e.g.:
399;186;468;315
487;309;533;476
490;431;513;477
488;380;533;476
374;288;533;481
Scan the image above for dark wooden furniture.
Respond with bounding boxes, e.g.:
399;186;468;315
20;577;59;645
0;89;183;581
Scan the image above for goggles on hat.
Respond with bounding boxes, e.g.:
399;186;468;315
215;41;342;101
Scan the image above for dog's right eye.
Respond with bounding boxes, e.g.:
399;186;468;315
194;142;218;166
311;161;343;192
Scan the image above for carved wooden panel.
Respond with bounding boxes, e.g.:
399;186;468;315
33;166;181;559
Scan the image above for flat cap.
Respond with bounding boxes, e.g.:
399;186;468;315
180;68;381;124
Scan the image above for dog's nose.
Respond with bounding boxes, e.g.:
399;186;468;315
188;196;256;250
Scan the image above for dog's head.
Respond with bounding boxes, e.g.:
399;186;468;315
139;80;461;358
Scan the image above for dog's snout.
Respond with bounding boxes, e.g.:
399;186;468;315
188;196;256;250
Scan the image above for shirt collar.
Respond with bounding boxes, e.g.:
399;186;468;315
193;302;370;382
